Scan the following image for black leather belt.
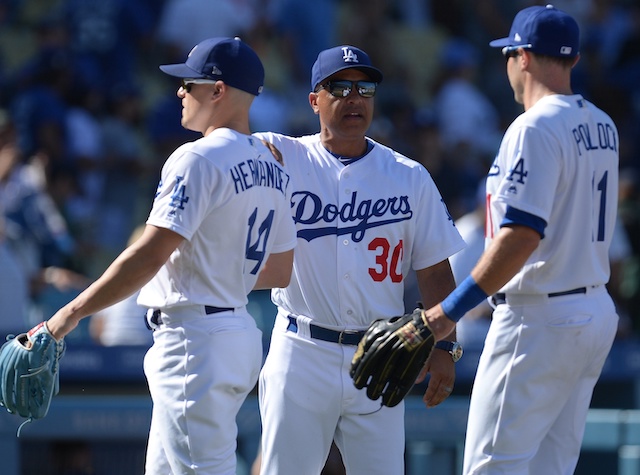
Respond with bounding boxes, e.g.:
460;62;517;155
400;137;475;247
204;305;234;315
146;306;234;330
286;316;365;345
491;287;587;306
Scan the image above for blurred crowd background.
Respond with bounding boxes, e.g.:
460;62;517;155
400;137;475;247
0;0;639;346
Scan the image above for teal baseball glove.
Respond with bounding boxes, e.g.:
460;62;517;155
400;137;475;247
0;322;65;425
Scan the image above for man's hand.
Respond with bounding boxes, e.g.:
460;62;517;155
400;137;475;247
423;304;457;342
416;347;455;408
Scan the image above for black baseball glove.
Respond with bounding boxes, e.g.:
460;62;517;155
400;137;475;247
350;308;434;407
0;322;66;427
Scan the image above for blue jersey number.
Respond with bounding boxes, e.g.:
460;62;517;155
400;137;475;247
246;208;275;274
594;171;608;242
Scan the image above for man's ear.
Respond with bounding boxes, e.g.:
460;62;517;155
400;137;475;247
309;92;320;115
212;81;226;99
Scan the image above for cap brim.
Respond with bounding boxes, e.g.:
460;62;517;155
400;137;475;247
489;37;513;48
159;63;208;78
314;65;383;90
358;65;383;83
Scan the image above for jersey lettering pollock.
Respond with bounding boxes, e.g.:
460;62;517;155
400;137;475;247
486;94;618;294
571;121;617;155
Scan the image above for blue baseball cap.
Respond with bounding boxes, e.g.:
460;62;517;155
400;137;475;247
311;45;383;92
160;37;264;96
489;4;579;58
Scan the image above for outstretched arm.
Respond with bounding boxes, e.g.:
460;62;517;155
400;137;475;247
46;225;184;340
425;224;541;341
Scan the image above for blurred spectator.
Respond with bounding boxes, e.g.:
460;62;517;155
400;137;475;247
462;0;524;125
0;122;29;331
0;110;74;271
609;216;634;338
337;0;399;77
0;229;29;334
594;2;640;95
449;181;492;349
98;84;155;262
10;44;71;164
0;109;90;331
145;78;201;159
89;225;153;347
243;18;304;134
250;87;297;135
431;38;503;171
266;0;338;83
410;107;478;220
156;0;258;62
65;84;104;213
617;168;640;335
57;0;155;94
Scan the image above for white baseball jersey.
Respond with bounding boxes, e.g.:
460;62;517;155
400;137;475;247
254;132;465;326
138;128;297;310
486;94;619;294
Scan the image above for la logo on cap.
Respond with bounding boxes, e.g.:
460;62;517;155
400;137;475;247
342;47;359;63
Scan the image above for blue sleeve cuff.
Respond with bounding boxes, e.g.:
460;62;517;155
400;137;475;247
441;276;489;322
501;206;546;238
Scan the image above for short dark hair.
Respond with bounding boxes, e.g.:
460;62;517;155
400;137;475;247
531;52;577;69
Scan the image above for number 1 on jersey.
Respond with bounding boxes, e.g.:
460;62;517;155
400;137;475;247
594;171;608;242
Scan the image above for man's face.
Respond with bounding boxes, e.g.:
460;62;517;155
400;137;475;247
177;79;218;134
504;48;525;105
309;69;376;141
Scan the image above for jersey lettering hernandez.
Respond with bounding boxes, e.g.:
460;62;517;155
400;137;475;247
254;132;465;327
486;94;619;294
138;128;297;310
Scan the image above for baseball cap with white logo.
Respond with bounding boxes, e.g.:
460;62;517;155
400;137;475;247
159;37;264;96
311;45;383;92
489;4;579;58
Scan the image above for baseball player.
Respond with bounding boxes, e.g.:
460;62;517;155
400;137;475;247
419;6;620;474
254;45;466;474
45;37;297;475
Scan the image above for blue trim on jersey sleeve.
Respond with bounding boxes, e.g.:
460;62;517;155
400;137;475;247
501;206;547;238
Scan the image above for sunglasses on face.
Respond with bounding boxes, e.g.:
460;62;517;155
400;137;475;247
181;78;219;93
501;45;532;61
317;80;377;98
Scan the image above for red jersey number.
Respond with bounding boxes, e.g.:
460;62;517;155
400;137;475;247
368;238;403;283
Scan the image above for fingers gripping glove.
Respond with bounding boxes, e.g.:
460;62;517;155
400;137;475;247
0;322;66;426
350;308;434;407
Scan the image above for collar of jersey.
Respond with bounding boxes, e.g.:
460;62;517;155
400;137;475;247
324;139;374;165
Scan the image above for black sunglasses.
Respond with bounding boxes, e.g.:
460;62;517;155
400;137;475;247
501;45;532;61
181;78;218;93
317;80;377;98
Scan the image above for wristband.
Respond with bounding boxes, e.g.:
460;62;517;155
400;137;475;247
440;276;488;322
